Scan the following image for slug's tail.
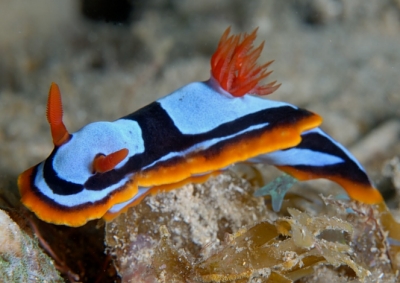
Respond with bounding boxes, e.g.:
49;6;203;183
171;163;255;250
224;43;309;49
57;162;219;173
253;128;384;205
210;27;281;97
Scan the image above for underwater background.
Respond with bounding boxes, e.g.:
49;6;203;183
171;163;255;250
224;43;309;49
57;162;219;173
0;1;399;282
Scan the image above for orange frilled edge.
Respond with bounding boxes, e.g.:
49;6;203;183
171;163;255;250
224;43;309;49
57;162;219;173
210;27;281;97
18;166;139;227
135;114;322;188
277;165;384;204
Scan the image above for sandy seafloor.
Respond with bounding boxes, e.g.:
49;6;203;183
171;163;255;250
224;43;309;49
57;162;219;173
0;1;400;282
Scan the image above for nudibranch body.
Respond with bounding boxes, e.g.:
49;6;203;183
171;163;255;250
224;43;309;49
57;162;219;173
18;28;383;226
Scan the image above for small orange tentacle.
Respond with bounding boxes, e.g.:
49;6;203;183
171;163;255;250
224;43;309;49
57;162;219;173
210;28;280;97
93;148;129;174
46;83;70;146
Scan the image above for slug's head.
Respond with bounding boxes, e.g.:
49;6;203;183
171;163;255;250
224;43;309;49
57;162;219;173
45;83;129;174
210;27;281;97
18;83;141;226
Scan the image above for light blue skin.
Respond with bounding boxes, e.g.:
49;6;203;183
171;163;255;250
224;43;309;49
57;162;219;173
34;119;144;208
158;79;292;135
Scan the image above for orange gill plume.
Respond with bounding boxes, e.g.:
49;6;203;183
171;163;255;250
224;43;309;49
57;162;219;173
210;27;281;97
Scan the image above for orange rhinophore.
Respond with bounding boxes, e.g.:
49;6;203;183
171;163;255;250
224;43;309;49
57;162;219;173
46;82;71;146
92;148;129;174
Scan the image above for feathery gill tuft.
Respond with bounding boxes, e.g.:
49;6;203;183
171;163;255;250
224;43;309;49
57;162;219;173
210;27;281;97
